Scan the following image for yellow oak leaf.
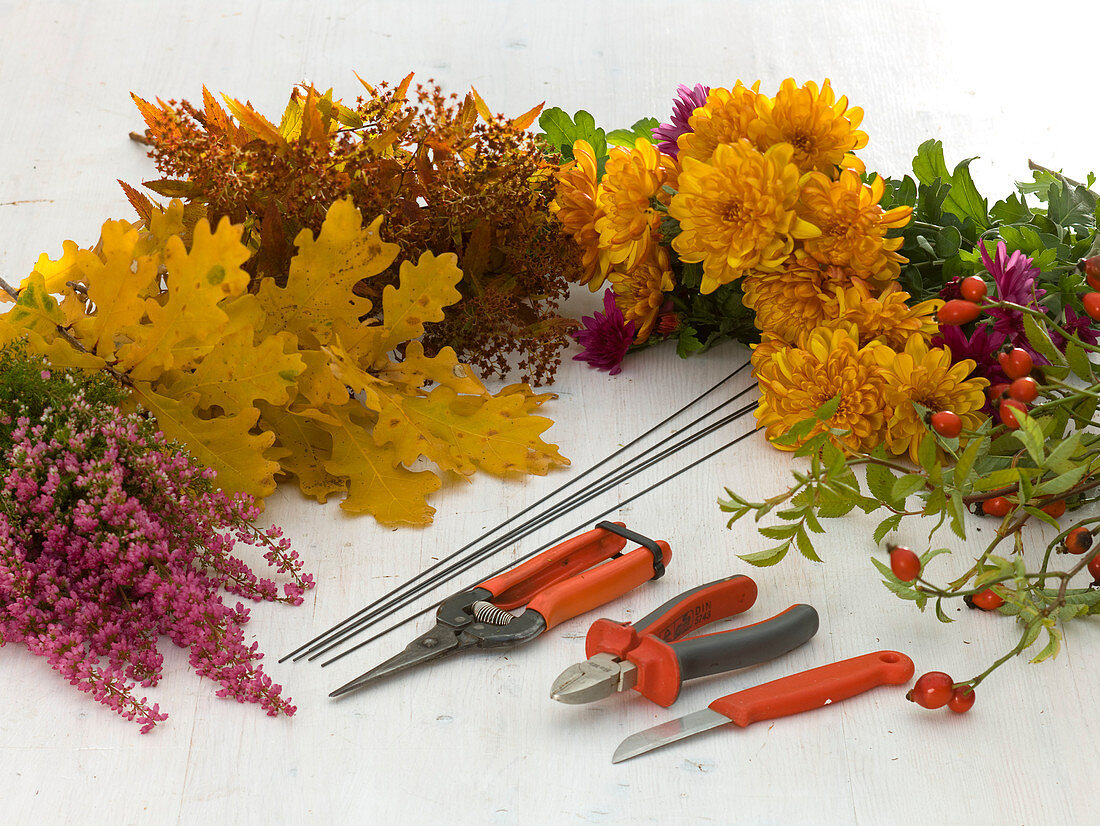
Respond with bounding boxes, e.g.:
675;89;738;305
133;382;278;499
257;402;347;503
176;328;305;411
295;349;353;409
22;330;106;371
324;340;386;411
18;239;82;296
376;340;487;397
370;385;466;474
377;250;463;353
256;198;398;347
394;385;566;477
315;401;441;525
0;272;65;340
117;216;251;380
73;221;157;360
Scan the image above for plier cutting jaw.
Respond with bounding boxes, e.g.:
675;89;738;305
330;522;670;698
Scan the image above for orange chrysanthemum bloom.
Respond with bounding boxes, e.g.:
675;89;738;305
828;281;941;350
741;256;838;344
608;246;675;343
551;139;611;288
676;82;763;163
670;140;820;294
797;169;912;283
594;138;675;276
874;336;989;462
749;332;791;379
754;324;889;452
754;78;869;175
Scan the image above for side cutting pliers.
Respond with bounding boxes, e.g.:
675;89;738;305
550;575;819;707
330;521;671;698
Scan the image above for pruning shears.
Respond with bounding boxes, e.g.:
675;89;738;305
550;575;819;707
330;521;670;698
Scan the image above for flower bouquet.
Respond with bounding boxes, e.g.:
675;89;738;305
545;78;1100;708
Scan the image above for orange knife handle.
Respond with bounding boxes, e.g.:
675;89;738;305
709;650;915;727
478;523;629;611
527;541;672;631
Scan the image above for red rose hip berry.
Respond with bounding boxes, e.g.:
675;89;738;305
938;299;982;326
998;347;1033;380
930;410;963;439
1088;554;1100;584
1084;292;1100;322
981;496;1012;517
968;588;1004;611
1063;527;1093;555
947;686;976;713
889;545;921;582
1008;377;1038;404
959;276;988;302
999;398;1028;429
907;671;955;709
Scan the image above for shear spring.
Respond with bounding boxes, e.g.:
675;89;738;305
471;600;513;626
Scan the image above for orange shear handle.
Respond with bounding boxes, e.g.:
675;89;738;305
526;540;672;631
477;523;630;611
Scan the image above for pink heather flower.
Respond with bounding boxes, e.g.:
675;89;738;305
652;83;710;158
0;355;313;733
572;289;635;375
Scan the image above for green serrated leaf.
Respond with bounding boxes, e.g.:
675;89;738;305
892;473;926;501
739;544;790;567
873;512;905;544
758;524;799;540
1031;626;1062;663
1023;312;1067;366
934;597;954;624
815;393;841;421
1064;340;1094;382
794;527;823;562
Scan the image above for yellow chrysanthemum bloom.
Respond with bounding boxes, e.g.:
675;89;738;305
749;332;791;379
594;138;675;276
608;246;675;344
741;256;838;344
754;78;869;174
874;335;989;462
551;139;611;288
828;281;941;350
670;140;820;294
755;323;890;452
677;81;763;163
797;169;912;283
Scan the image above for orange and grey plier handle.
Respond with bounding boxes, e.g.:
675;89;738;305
551;575;819;707
330;522;670;697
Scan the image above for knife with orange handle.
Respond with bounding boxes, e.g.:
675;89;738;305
611;650;915;763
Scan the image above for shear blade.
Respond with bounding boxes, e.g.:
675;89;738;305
329;625;463;698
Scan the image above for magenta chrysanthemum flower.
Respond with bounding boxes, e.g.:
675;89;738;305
652;83;710;158
982;241;1045;341
572;289;635;375
1051;304;1100;351
933;323;1008;384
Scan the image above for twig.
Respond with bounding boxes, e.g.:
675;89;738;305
1027;160;1097;196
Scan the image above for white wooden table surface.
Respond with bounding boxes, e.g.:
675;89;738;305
2;2;1097;824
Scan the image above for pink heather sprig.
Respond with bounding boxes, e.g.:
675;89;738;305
0;357;313;732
